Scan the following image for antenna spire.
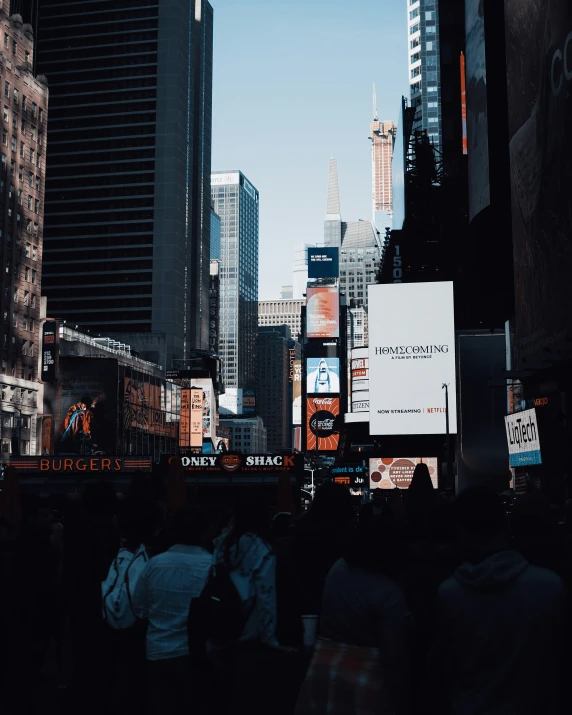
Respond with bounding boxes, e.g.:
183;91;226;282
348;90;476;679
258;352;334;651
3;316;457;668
373;83;378;121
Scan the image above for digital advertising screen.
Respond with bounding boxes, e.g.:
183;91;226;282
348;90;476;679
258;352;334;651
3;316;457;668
306;396;340;451
368;282;457;436
307;247;339;279
191;378;216;439
306;286;340;339
369;457;438;490
293;360;302;425
306;357;340;394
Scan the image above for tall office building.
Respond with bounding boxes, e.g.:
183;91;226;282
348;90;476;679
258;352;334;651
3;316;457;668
210;205;221;260
257;325;291;452
369;87;396;230
258;298;305;341
0;5;48;457
211;170;259;391
408;0;442;150
32;0;213;368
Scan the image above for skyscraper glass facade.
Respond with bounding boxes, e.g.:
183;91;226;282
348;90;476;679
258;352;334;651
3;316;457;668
210;207;221;260
211;171;258;390
34;0;213;367
408;0;442;150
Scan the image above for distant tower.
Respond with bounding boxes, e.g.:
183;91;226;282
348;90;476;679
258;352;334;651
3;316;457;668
369;85;396;228
324;158;342;248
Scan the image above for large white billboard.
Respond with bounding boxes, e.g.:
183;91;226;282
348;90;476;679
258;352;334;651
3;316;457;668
368;282;457;435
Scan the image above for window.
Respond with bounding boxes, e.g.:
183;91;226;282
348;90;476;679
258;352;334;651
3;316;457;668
12;40;17;55
426;26;436;33
35;175;39;191
426;41;434;50
39;108;43;123
4;81;9;98
26;218;31;233
31;269;36;284
427;117;439;123
25;242;30;258
21;117;25;132
25;51;30;64
3;106;8;122
20;440;30;456
34;199;39;213
3;33;8;49
17;188;21;205
31;294;36;308
428;85;438;92
2;310;7;323
36;154;41;168
22;96;26;111
426;11;434;19
2;130;6;146
13;89;18;105
428;101;438;108
30;318;35;332
12;111;16;125
18;165;22;182
38;132;42;146
29;148;34;162
33;223;38;238
27;194;32;210
10;158;14;174
23;290;29;305
12;312;17;327
20;142;23;158
32;246;37;261
13;288;18;303
28;343;33;357
8;183;13;198
1;153;5;169
21;316;27;330
31;102;36;118
410;23;419;35
27;171;32;186
30;126;35;142
24;266;29;281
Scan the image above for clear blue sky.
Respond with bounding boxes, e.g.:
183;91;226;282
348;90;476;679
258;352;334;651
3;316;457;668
211;0;408;300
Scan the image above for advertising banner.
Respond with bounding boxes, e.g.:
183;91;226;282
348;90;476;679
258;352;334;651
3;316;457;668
41;320;58;382
123;377;175;438
307;247;340;279
293;360;302;425
307;358;340;394
191;378;215;440
179;389;191;448
369;457;438;490
43;357;118;455
190;388;203;449
41;415;52;456
505;0;572;361
243;388;256;415
306;287;339;339
306;396;340;451
368;282;457;435
504;408;542;467
9;456;152;474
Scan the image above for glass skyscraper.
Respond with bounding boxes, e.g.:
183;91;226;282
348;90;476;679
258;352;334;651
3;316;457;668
210;206;221;260
408;0;442;150
211;171;258;390
32;0;213;368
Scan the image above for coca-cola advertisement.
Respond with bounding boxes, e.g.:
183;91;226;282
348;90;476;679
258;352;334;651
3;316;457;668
306;396;340;451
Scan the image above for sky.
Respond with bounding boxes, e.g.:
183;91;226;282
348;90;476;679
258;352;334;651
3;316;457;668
211;0;409;301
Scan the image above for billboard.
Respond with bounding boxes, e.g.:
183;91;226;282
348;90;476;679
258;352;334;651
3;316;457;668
123;377;176;438
504;408;542;467
179;389;192;448
307;247;339;279
369;457;438;490
191;378;216;440
243;388;256;415
351;347;369;414
171;453;302;474
41;320;58;382
505;0;572;361
465;0;490;220
306;286;339;338
307;357;340;394
43;357;118;455
190;388;203;449
368;282;457;435
306;396;340;452
293;360;302;425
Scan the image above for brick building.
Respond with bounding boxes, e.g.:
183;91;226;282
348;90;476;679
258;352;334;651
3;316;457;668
0;3;48;457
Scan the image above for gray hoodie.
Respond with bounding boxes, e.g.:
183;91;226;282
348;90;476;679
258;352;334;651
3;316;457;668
431;549;566;715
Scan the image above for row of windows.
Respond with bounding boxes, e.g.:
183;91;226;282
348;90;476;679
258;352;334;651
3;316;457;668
4;262;38;283
3;311;36;335
2;85;42;122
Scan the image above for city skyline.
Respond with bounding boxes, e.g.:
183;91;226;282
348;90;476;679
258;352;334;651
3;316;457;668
211;0;408;300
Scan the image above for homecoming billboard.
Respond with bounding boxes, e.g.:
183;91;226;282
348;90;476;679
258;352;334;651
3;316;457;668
368;282;457;435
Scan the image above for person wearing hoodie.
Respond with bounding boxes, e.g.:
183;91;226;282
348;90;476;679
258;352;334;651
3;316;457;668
429;487;566;715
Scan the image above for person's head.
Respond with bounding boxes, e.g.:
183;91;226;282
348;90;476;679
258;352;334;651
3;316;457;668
80;396;92;410
406;462;435;515
343;523;402;577
173;507;209;547
454;487;508;559
82;480;117;516
310;483;353;527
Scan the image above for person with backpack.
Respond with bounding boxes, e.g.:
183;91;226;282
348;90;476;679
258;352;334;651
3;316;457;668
131;507;212;715
208;498;283;714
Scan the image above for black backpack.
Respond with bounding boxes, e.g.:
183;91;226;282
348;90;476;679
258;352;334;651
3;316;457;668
188;563;253;655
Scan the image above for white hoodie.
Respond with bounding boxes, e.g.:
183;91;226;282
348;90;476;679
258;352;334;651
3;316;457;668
430;549;566;715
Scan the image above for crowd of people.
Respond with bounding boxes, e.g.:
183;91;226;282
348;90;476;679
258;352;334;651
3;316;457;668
0;462;571;715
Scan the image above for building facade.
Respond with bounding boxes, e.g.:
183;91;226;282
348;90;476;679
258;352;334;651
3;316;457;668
210;205;221;260
221;416;267;454
293;242;311;300
408;0;442;149
369;108;396;224
258;298;305;341
0;5;48;457
211;170;259;391
257;325;291;453
34;0;214;368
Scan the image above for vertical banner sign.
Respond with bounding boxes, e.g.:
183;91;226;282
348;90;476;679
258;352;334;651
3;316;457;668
41;415;53;455
179;389;191;448
293;360;302;425
368;282;457;435
306;287;340;338
190;388;203;449
42;320;58;382
460;52;468;155
306;396;340;451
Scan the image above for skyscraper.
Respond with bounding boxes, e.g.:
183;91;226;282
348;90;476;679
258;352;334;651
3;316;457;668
210;205;221;260
211;170;259;391
408;0;442;150
257;325;291;452
258;298;305;341
0;4;48;457
369;86;396;229
33;0;213;368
